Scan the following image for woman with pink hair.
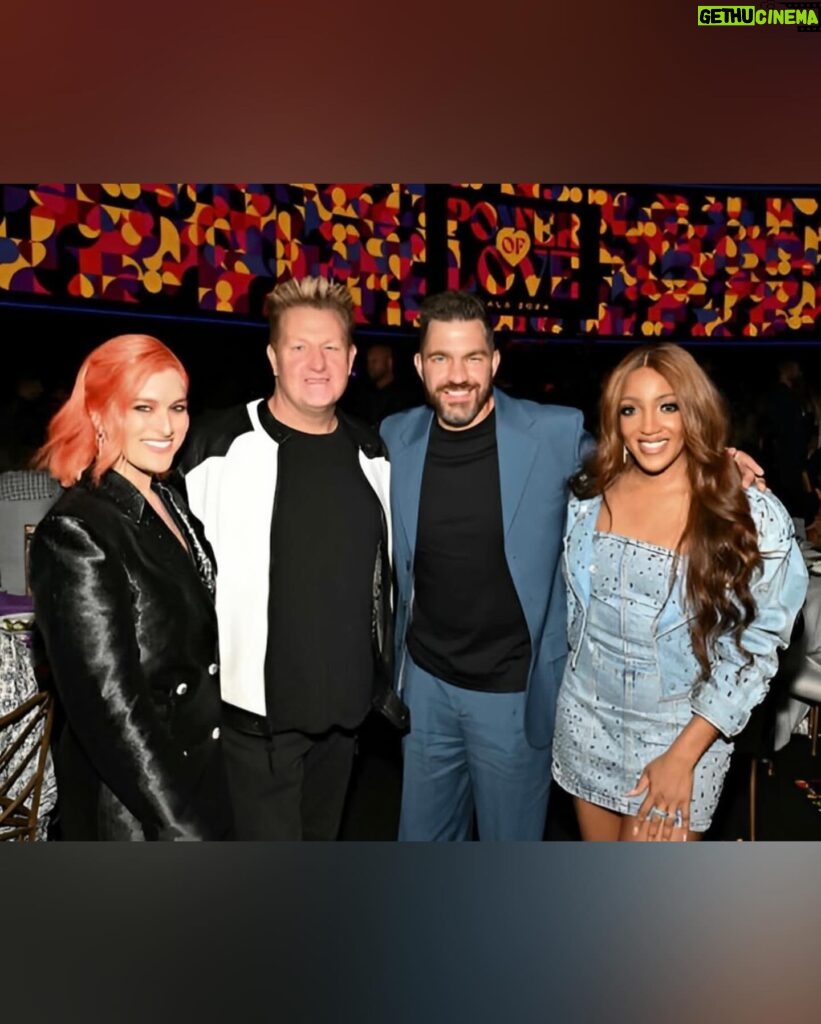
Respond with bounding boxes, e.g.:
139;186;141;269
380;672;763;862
30;334;232;841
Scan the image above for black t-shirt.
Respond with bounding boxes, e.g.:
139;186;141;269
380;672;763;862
408;410;531;692
260;404;383;733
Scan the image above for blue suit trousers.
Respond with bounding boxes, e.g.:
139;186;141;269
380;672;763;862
398;655;552;841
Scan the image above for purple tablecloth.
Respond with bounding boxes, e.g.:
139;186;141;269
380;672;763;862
0;592;34;617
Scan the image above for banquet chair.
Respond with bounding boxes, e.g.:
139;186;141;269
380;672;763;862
788;656;821;758
736;611;806;841
0;470;62;595
0;689;55;841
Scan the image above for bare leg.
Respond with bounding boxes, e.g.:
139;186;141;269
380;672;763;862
617;814;701;843
575;798;703;842
574;797;622;841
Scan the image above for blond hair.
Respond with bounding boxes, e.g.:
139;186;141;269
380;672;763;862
264;276;355;346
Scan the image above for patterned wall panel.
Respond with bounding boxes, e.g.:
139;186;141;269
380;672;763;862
0;183;427;328
1;183;819;339
588;187;820;339
444;184;821;338
442;184;599;334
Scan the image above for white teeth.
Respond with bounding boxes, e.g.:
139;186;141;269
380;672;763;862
639;440;667;451
144;441;172;449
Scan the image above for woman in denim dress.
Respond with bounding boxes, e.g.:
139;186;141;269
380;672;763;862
552;343;808;841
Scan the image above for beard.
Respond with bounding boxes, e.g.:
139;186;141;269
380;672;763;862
427;379;494;429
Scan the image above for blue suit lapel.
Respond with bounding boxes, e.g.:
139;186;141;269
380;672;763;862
395;410;433;556
494;390;539;538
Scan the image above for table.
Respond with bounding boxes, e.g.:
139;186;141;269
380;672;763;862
0;592;57;840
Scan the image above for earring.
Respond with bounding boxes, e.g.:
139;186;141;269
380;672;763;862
622;444;628;465
96;428;105;455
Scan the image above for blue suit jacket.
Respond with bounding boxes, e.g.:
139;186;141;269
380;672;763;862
380;388;590;748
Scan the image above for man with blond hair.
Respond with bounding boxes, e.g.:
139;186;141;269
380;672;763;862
179;276;393;840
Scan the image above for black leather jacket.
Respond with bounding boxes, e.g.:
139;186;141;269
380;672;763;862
30;469;232;840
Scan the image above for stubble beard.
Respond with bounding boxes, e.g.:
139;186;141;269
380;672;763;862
429;381;493;428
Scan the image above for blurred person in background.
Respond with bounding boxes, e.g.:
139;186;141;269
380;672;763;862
341;340;422;426
0;368;59;471
759;358;816;523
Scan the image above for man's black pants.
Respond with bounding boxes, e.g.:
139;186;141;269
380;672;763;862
221;707;357;840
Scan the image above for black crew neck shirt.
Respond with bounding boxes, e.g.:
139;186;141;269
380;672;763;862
408;409;531;692
260;404;383;732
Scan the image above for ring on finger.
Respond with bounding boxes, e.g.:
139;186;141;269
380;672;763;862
649;807;669;820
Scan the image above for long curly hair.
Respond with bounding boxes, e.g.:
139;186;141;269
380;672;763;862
578;342;762;679
33;334;188;487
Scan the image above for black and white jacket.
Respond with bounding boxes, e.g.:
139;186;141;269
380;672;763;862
177;399;393;718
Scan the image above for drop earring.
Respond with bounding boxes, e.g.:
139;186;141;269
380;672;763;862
622;444;628;465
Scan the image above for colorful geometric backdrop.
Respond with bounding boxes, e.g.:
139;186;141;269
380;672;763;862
0;183;819;339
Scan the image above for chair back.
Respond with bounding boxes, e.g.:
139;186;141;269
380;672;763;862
0;471;61;595
0;690;55;841
789;653;821;706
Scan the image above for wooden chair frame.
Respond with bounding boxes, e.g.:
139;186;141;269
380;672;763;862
0;690;54;841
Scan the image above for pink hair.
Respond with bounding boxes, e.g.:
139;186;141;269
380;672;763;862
34;334;189;486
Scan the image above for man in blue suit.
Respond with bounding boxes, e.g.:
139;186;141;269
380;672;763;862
381;291;766;841
380;290;591;840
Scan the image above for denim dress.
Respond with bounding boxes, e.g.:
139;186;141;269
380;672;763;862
552;488;808;832
552;532;735;829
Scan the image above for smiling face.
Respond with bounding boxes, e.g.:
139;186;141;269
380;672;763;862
414;318;500;430
267;305;355;428
618;366;687;476
114;368;189;489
